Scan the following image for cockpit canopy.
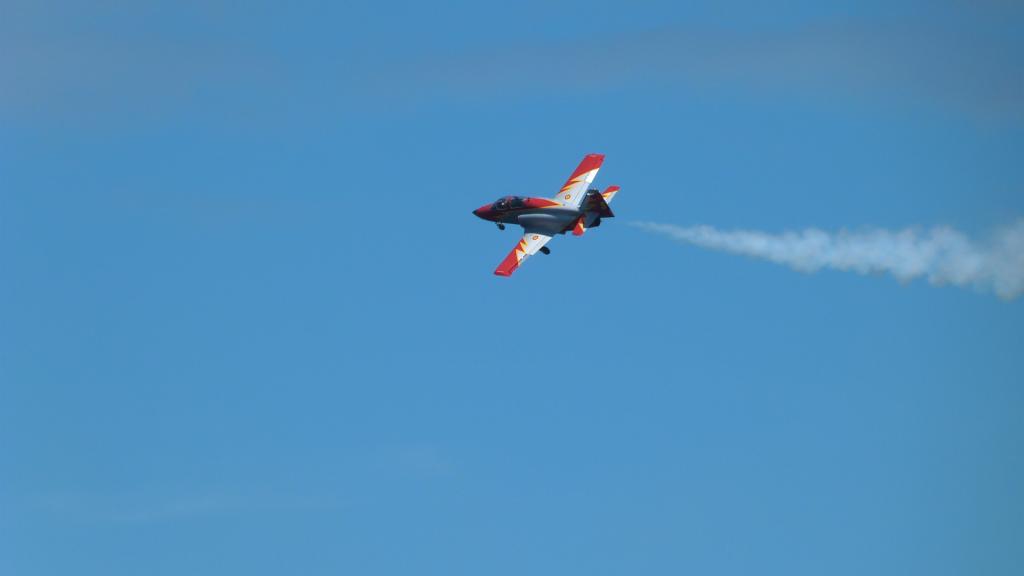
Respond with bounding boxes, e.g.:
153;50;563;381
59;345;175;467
491;195;526;212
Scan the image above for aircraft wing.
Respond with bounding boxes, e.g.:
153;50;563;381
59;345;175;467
553;153;604;208
494;232;553;277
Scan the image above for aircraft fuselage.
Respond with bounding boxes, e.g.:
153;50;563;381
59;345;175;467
472;196;584;236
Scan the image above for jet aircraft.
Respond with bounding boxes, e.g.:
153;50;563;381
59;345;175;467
472;153;620;276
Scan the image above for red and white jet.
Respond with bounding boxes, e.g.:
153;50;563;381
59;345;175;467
472;153;620;276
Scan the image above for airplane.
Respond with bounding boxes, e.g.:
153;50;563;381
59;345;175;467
472;153;620;276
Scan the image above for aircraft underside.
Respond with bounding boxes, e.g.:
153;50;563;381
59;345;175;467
504;208;581;236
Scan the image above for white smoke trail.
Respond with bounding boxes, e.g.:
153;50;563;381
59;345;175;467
631;220;1024;300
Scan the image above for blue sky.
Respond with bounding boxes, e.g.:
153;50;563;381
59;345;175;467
2;1;1023;574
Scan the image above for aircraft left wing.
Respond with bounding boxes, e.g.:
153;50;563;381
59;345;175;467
494;232;553;277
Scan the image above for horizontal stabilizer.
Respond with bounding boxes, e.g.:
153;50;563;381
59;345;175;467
601;185;620;204
573;216;587;236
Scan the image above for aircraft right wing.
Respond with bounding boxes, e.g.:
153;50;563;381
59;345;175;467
552;153;604;208
494;232;553;277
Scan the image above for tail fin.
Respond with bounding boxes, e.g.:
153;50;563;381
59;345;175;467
580;188;616;218
572;187;620;236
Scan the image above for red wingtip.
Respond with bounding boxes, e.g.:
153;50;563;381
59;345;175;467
566;154;604;182
494;239;527;277
494;252;520;276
